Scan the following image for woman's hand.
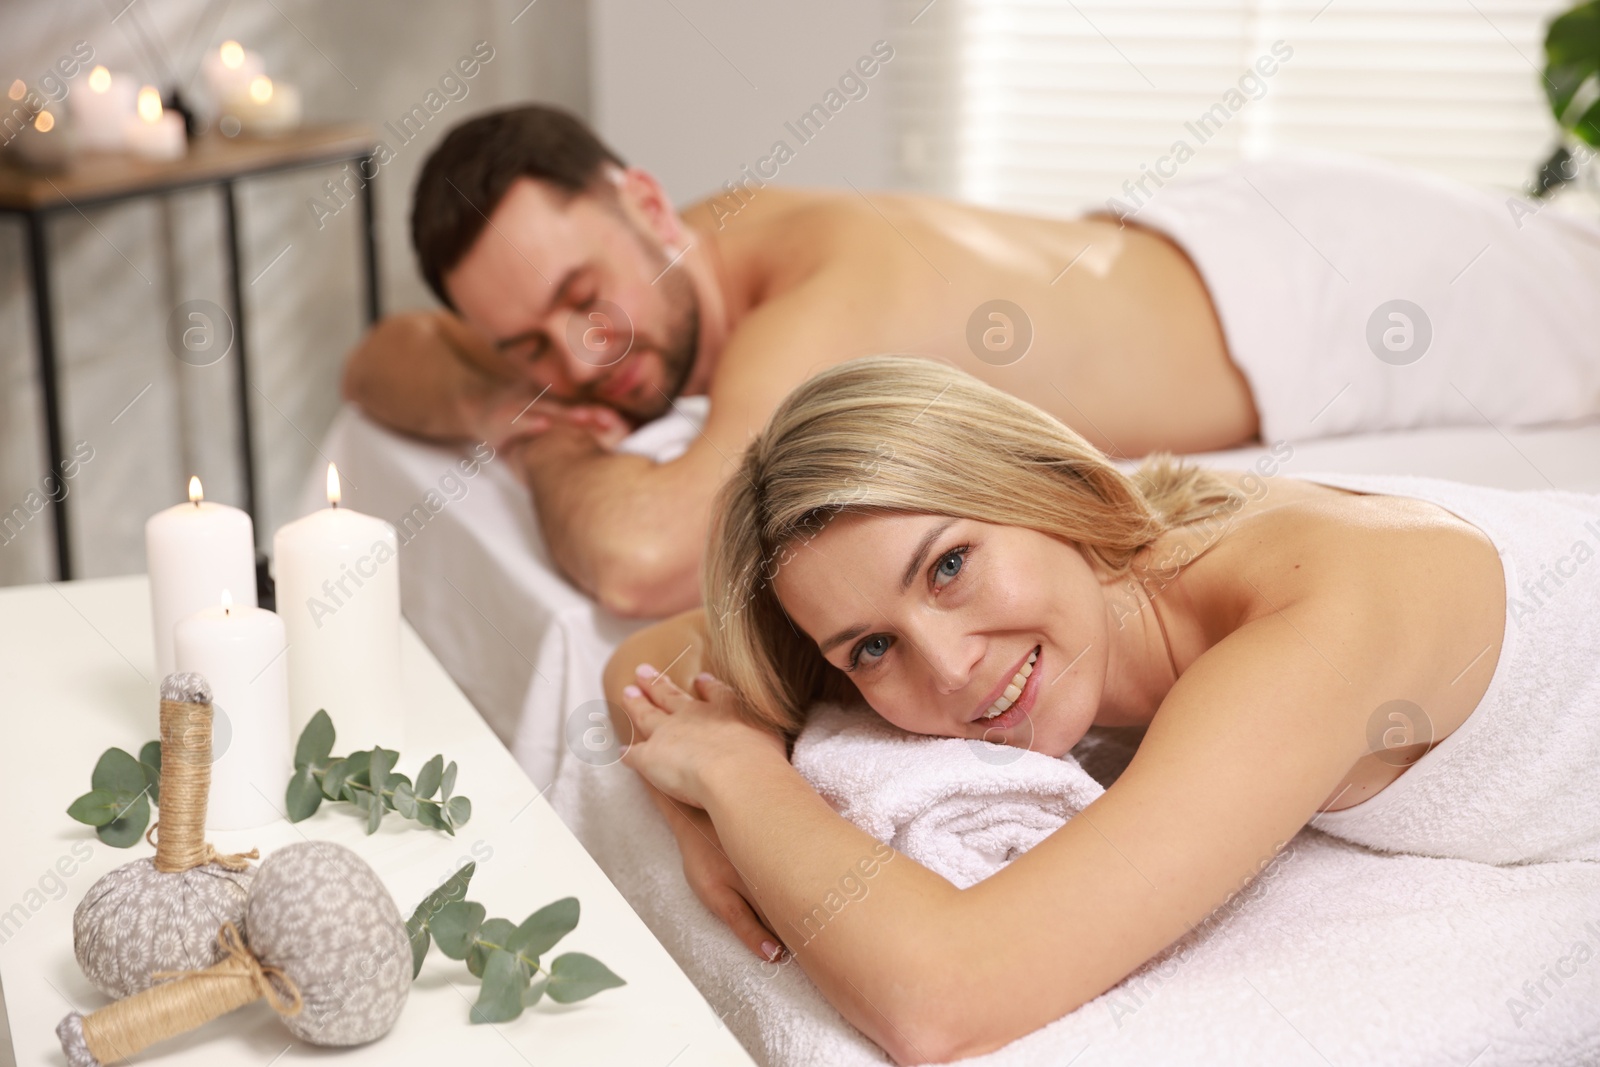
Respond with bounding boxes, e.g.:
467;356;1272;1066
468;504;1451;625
671;805;786;962
618;664;788;812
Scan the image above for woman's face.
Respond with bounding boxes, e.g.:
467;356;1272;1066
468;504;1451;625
771;512;1111;757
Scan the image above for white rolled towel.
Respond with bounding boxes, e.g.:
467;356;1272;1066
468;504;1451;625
790;704;1111;888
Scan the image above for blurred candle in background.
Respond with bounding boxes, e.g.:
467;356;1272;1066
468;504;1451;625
145;476;257;678
201;39;264;105
174;589;291;831
68;65;136;151
123;85;185;160
272;463;403;752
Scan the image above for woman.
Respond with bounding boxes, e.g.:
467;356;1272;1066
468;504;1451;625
602;356;1600;1064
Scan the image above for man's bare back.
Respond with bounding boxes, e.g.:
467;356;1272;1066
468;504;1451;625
344;107;1257;617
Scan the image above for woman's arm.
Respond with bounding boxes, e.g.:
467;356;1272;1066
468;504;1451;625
602;610;784;960
625;597;1385;1063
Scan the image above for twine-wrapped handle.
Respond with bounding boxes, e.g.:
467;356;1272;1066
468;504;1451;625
57;922;302;1067
149;673;256;873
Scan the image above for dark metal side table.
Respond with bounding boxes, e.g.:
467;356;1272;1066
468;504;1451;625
0;122;380;580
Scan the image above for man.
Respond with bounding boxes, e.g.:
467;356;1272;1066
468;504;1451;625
344;105;1600;619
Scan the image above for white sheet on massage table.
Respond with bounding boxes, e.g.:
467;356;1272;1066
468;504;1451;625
301;401;1600;792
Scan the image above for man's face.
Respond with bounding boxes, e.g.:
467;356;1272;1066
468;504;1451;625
444;176;699;424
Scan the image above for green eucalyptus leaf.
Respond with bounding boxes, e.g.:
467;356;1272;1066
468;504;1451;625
467;918;517;978
415;754;443;800
470;948;529;1024
430;901;486;960
414;799;447;831
522;974;547;1008
321;758;351;801
294;710;336;769
348;787;372;813
384;773;412;812
138;741;161;807
508;897;579;961
444;795;471;833
391;780;417;819
369;747;398;796
285;764;323;822
440;760;457;801
96;793;150;848
343;749;372;786
407;862;475;934
408;923;431;979
545;952;626;1003
67;789;124;828
365;796;385;834
91;747;147;795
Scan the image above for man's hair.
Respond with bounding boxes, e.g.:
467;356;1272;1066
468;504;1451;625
411;105;627;308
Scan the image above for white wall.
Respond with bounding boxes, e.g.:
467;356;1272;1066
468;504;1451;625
0;0;590;587
588;0;896;206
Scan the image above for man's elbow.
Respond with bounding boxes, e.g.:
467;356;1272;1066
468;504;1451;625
590;541;698;619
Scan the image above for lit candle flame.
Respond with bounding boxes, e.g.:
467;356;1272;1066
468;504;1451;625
88;65;111;93
220;40;245;70
326;462;342;507
7;80;24;101
33;110;54;133
137;86;162;124
248;75;273;104
188;475;204;504
221;588;233;615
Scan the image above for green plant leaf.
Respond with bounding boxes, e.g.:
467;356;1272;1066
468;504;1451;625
91;747;147;795
522;974;547;1008
470;948;529;1024
440;760;458;801
294;710;336;769
383;773;412;812
391;780;417;819
285;764;323;822
320;758;350;801
431;900;486;960
138;741;161;807
67;789;125;827
509;897;579;961
408;923;431;979
444;795;471;833
545;952;626;1003
343;749;372;787
366;794;385;834
468;918;516;978
96;793;150;848
369;747;398;796
415;754;443;800
412;799;445;831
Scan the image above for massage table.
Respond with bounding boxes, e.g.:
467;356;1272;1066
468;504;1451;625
303;399;1600;1065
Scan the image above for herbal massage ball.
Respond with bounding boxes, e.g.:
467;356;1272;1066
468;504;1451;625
72;673;256;998
57;841;412;1066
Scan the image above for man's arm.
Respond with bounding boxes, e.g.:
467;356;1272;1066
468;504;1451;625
518;279;859;617
341;309;519;443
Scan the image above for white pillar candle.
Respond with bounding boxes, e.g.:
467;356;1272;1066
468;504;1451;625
122;86;185;161
201;40;265;107
174;591;291;830
145;477;258;678
272;463;403;752
220;76;301;136
69;65;136;152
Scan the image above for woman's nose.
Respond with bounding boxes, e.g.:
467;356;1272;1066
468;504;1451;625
919;636;982;696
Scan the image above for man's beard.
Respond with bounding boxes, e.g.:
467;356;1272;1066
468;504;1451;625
581;224;701;424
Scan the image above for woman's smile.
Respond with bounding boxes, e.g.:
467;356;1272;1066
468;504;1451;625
972;644;1040;728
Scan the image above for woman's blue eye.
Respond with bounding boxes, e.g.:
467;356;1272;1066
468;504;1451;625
933;547;967;586
849;633;892;669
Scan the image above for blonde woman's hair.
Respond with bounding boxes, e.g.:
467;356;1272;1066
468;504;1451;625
704;355;1240;735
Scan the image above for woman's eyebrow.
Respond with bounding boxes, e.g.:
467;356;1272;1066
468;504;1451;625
819;623;868;656
901;517;959;590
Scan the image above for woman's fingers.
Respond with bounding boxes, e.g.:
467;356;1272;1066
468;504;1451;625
710;884;785;962
633;663;698;712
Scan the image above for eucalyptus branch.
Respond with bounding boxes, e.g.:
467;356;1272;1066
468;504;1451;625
285;710;473;835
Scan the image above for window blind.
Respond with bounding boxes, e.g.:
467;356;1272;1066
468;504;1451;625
889;0;1574;215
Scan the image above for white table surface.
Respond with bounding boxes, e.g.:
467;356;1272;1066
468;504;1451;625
0;575;755;1067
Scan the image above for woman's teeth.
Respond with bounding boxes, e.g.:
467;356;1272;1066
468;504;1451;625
981;647;1039;720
